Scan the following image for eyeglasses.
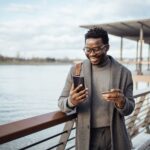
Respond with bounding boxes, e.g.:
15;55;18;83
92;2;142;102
83;44;108;54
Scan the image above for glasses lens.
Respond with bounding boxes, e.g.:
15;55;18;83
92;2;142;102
83;47;89;53
83;45;108;54
83;47;101;54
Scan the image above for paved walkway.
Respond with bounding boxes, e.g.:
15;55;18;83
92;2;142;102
132;132;150;150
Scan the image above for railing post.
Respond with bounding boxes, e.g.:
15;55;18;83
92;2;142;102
57;119;75;150
128;95;146;137
143;107;150;133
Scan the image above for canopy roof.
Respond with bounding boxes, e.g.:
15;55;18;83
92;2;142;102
80;18;150;44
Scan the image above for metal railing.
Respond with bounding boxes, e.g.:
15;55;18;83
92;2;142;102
125;89;150;138
0;89;150;150
0;112;77;149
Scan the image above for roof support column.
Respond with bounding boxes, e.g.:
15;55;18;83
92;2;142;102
120;37;123;61
136;40;139;71
135;82;138;90
139;24;143;75
148;44;150;70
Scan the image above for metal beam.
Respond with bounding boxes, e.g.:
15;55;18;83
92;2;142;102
139;24;144;75
148;44;150;70
120;37;123;61
106;24;124;32
138;21;150;30
136;40;139;71
121;22;138;31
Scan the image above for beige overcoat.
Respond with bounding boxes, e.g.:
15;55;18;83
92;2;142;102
58;56;135;150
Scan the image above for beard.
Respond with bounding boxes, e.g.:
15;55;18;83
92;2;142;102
97;53;108;65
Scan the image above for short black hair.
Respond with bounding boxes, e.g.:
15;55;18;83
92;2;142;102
85;27;109;44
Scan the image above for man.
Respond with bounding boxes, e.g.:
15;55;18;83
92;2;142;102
58;28;135;150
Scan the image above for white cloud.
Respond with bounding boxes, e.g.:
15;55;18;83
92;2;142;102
5;3;39;13
0;0;150;59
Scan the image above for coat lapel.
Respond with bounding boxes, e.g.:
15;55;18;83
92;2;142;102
108;56;122;150
109;56;131;150
76;59;92;150
109;56;122;116
83;59;92;103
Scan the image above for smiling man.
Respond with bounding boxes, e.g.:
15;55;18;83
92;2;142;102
58;28;135;150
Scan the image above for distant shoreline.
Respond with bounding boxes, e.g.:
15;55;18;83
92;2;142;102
0;55;83;65
0;61;73;65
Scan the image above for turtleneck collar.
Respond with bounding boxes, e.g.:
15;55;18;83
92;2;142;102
92;55;110;68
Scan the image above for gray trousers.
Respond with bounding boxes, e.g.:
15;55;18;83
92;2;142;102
90;127;111;150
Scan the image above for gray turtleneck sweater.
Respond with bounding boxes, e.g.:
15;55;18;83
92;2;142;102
91;57;111;128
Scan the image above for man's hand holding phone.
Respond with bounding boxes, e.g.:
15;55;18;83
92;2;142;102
68;76;88;107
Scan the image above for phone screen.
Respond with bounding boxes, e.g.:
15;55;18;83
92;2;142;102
73;76;85;90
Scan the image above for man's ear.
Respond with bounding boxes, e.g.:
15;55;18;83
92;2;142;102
103;44;109;52
106;44;109;52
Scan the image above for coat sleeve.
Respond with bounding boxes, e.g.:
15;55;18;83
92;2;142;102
58;65;76;113
116;70;135;116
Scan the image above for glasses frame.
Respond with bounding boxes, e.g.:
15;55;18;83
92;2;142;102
83;44;109;54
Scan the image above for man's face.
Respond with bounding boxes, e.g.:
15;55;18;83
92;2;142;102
84;38;109;65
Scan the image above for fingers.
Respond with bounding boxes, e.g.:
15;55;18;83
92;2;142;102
75;88;88;100
73;84;88;95
69;84;88;106
70;84;82;95
78;88;88;96
105;89;121;98
74;84;84;93
78;91;88;99
78;98;86;103
102;89;123;103
104;97;117;103
108;92;120;98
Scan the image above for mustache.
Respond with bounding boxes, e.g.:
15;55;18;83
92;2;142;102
85;52;107;64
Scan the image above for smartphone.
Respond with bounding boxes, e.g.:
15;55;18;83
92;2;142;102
73;76;85;90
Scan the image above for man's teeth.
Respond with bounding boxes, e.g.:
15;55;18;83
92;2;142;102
91;58;97;61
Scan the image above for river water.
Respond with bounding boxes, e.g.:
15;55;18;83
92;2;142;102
0;64;72;125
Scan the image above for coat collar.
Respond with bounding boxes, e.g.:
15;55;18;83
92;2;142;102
82;59;92;100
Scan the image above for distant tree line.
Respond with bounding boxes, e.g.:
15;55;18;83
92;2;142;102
0;55;75;64
0;55;55;61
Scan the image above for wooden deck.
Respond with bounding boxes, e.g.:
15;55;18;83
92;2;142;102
133;75;150;82
119;60;150;65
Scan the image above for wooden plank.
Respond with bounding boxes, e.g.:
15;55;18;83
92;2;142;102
133;75;150;82
118;60;150;65
133;88;150;98
0;111;77;144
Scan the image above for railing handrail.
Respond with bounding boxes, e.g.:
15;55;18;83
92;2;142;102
133;88;150;98
0;88;150;144
0;111;77;144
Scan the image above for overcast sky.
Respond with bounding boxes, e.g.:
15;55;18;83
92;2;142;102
0;0;150;59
